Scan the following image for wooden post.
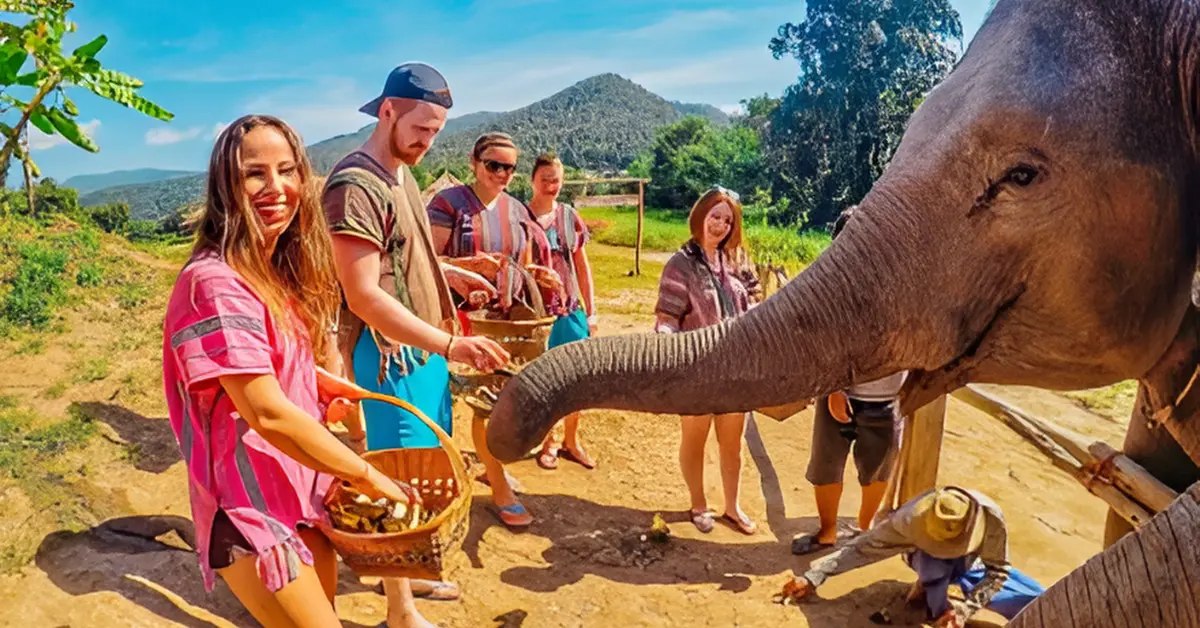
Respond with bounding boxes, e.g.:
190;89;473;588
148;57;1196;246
898;394;948;504
635;180;645;276
879;395;948;520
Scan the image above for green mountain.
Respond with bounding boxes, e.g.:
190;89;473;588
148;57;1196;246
81;73;726;220
64;168;199;195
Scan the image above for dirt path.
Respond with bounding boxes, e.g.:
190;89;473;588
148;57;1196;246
0;243;1133;627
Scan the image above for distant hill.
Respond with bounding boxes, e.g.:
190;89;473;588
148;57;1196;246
65;168;198;195
82;73;728;221
669;101;730;126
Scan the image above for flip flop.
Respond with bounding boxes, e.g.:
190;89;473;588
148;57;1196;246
537;449;559;470
558;446;596;470
791;533;838;556
492;502;533;528
721;512;757;535
690;509;715;533
414;580;461;601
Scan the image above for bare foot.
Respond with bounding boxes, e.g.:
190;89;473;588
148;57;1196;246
388;610;437;628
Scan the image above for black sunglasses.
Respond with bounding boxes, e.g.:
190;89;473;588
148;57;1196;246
483;159;516;174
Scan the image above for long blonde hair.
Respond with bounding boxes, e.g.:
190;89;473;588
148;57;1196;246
192;114;340;361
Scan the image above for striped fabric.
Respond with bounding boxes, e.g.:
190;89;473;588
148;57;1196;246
654;240;753;332
162;250;333;593
427;185;547;263
531;202;590;315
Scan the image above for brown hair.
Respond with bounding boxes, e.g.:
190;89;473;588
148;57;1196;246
192;114;340;362
531;152;562;179
687;187;743;250
471;131;517;160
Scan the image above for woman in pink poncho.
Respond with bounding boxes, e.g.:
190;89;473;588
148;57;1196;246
162;115;417;626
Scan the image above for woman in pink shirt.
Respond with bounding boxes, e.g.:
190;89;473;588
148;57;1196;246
162;114;416;627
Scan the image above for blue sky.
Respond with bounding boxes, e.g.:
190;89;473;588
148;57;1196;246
19;0;995;184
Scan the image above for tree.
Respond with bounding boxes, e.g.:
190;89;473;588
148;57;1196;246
766;0;962;227
637;116;768;211
84;200;127;233
0;0;173;213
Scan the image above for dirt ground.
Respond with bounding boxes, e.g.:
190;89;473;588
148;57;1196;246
0;243;1133;627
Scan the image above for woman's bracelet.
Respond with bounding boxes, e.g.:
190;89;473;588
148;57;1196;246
587;312;598;326
443;333;455;358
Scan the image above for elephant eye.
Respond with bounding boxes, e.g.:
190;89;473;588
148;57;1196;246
1003;164;1039;187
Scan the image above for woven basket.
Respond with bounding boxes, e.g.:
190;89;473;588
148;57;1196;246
466;310;555;363
319;393;472;580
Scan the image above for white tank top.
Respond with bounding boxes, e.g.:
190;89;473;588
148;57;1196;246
847;371;908;402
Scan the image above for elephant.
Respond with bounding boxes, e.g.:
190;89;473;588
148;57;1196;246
486;0;1200;623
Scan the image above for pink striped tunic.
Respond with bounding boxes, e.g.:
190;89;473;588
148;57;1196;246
162;250;334;592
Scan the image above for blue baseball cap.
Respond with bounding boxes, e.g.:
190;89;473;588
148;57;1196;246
359;62;453;117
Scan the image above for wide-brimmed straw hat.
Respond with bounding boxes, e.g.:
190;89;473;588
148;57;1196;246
904;487;986;559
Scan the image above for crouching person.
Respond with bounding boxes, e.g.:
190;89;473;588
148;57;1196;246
785;487;1045;627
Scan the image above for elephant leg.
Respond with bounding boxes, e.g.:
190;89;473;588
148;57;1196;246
1104;382;1200;547
1012;481;1200;628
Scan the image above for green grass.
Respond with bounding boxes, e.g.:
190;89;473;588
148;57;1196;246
578;205;829;271
116;281;152;310
0;402;104;573
75;262;104;287
0;403;97;479
73;357;111;383
1062;380;1138;421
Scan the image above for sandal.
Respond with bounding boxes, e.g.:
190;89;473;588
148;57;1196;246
689;509;715;533
537;448;559;470
721;511;757;535
791;528;857;555
492;502;533;528
559;446;596;470
375;579;461;601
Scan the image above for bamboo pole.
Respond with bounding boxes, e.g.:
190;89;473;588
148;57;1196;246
1088;441;1179;513
952;384;1179;526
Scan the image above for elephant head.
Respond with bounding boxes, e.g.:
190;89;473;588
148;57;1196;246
486;0;1200;462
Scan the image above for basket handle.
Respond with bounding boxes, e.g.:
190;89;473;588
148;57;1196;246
324;374;470;491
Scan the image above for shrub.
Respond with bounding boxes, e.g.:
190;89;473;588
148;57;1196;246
1;243;69;328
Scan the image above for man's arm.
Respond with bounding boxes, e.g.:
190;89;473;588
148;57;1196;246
801;517;915;588
332;234;455;355
957;510;1012;621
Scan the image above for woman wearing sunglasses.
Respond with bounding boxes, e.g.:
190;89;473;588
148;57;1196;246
427;131;541;528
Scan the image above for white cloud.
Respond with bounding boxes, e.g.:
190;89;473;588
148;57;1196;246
211;121;229;139
145;126;204;145
28;119;100;151
719;104;743;115
240;77;373;145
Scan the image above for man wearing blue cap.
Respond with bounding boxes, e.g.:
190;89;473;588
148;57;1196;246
323;62;507;628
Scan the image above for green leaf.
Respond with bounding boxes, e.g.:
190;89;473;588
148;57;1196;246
72;34;106;59
0;47;28;84
93;67;142;87
45;107;98;152
124;91;173;121
15;69;46;87
28;106;54;135
62;96;77;116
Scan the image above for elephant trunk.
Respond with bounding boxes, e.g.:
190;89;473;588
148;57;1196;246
485;209;945;462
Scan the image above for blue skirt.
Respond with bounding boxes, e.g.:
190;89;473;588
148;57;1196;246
352;332;453;451
548;308;590;349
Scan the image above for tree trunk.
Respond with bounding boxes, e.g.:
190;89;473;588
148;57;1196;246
22;130;34;217
1010;480;1200;627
